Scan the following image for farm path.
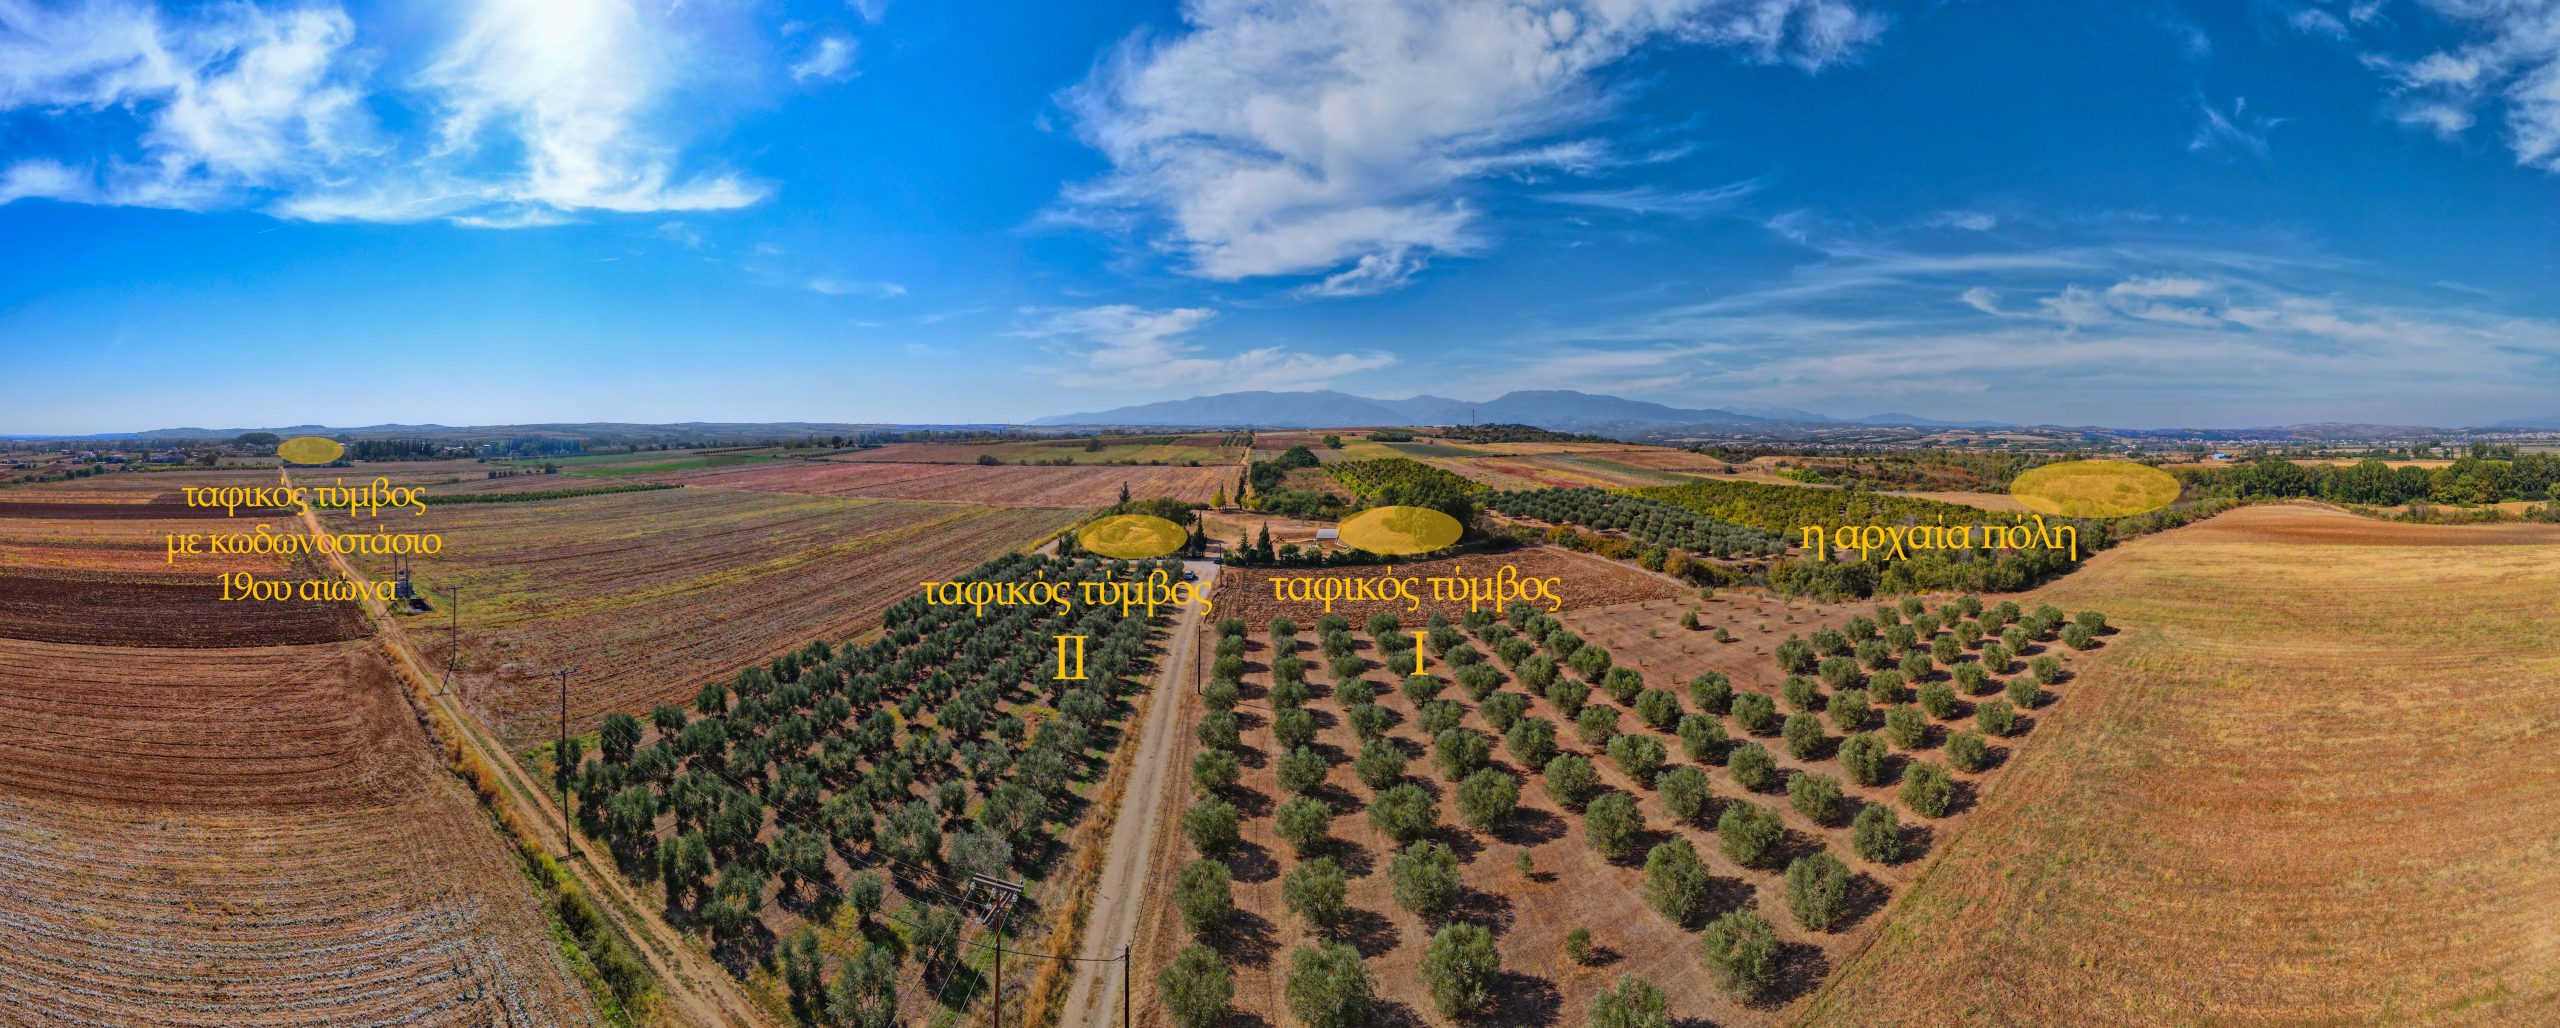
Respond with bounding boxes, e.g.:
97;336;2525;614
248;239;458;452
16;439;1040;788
286;471;778;1028
1061;559;1217;1028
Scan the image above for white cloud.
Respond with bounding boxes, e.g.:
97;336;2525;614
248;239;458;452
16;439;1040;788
0;0;767;223
2189;96;2281;159
790;34;856;83
2289;8;2348;39
1060;0;1883;293
1026;304;1396;389
1931;209;1999;231
1540;180;1760;217
653;220;705;248
805;277;906;297
2349;2;2560;172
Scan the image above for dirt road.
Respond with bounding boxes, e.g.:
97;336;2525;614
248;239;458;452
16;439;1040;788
1060;559;1215;1028
288;472;777;1028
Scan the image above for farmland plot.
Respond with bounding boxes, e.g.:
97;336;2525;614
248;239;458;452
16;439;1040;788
1136;570;2112;1026
661;459;1230;507
0;638;593;1025
1804;503;2560;1024
330;487;1078;746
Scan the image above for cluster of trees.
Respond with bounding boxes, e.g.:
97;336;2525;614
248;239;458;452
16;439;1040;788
1483;487;1788;560
565;553;1174;1024
1438;423;1610;444
1240;445;1340;518
1323;457;1484;522
2183;454;2560;507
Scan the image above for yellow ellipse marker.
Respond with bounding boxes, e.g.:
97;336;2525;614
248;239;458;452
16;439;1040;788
2009;460;2181;518
1337;505;1464;556
1078;514;1188;559
276;436;346;465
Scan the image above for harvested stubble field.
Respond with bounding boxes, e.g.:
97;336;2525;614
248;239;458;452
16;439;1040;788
0;571;366;646
1805;502;2560;1024
0;503;299;576
1434;453;1690;491
0;637;593;1025
657;458;1231;508
1143;556;2109;1025
834;435;1242;466
332;487;1078;746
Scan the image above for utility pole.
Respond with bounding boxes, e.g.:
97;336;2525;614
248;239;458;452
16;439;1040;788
1122;945;1131;1028
436;586;462;693
552;665;580;857
993;902;1007;1028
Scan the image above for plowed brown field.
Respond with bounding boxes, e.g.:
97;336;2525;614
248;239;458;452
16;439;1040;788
329;487;1078;745
0;573;366;647
0;638;594;1025
1804;502;2560;1024
661;458;1230;507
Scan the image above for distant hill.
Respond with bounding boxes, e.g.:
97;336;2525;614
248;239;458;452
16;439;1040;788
1036;389;1771;431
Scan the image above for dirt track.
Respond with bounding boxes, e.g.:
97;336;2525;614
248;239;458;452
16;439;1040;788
1061;560;1217;1028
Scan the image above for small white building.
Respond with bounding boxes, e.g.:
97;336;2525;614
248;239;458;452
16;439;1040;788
1314;528;1340;541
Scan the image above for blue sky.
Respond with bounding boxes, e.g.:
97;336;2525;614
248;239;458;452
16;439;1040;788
3;0;2558;433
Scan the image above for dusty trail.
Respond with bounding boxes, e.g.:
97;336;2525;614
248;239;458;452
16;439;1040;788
1060;560;1216;1028
287;471;776;1028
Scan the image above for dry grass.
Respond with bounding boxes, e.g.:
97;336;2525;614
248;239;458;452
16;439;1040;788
1805;502;2560;1024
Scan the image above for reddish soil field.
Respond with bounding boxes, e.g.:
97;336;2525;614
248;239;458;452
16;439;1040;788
658;459;1231;507
1136;578;2113;1026
0;501;257;519
0;637;593;1024
0;572;366;647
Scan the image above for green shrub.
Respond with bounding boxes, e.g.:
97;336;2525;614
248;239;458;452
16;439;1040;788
1732;692;1777;733
1347;704;1392;743
1657;766;1712;825
1717;802;1783;868
1728;742;1776;790
1975;697;2017;737
1689;671;1733;714
1282;858;1347;934
1334;675;1375;706
1776;636;1815;673
1420;922;1500;1017
1787;771;1845;824
1827;687;1870;731
1838;731;1887;786
1852;802;1903;863
2076;610;2107;633
1547;676;1591;716
1635;688;1681;730
1277;747;1328;794
1284;942;1374;1028
1456;769;1520;831
1607;732;1666;787
1434;729;1492;780
1204;679;1239;712
1369;783;1436;843
1952;660;1989;694
2063;623;2096;650
1412;699;1460;735
1402;673;1446;705
1480;691;1529;733
1161;945;1234;1028
1782;712;1828;760
1917;682;1959;719
1884;704;1928;748
1642;837;1713;925
1901;760;1954;817
1865;668;1905;704
1390;840;1464;921
1818;655;1863;692
1601;665;1644;704
1192;749;1239;793
1273;708;1316;751
1585;791;1645;861
1507;717;1558;769
1978;642;2011;674
2031;654;2064;685
1576;705;1621;746
1276;796;1332;854
1196;711;1239;751
1782;675;1822;713
1176;858;1233;933
1785;852;1852;930
1676;713;1727;763
2006;675;2040;709
1544;754;1600;808
1455;662;1501;700
1587;973;1670;1028
1564;927;1593;964
1270;677;1310;710
1701;909;1780;1001
1946;730;1989;772
1183;797;1239;854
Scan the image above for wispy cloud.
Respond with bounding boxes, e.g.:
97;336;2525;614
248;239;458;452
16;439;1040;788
790;34;857;83
2335;1;2560;171
1022;304;1395;390
1540;180;1760;217
0;0;768;224
2189;96;2282;159
805;277;906;297
1057;0;1885;294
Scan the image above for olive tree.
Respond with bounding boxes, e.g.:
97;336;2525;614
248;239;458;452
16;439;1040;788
1544;754;1600;808
1585;791;1645;861
1642;837;1712;926
1657;766;1712;825
1390;840;1464;922
1420;922;1500;1018
1717;802;1783;868
1727;742;1776;791
1284;943;1374;1028
1701;908;1780;1001
1276;796;1332;854
1587;974;1670;1028
1283;857;1348;934
1901;760;1954;817
1852;803;1903;863
1160;945;1233;1028
1176;858;1233;934
1455;769;1520;832
1787;772;1844;825
1369;783;1437;844
1785;852;1851;930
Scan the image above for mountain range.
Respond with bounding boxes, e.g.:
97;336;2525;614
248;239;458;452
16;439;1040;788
1034;389;2017;431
